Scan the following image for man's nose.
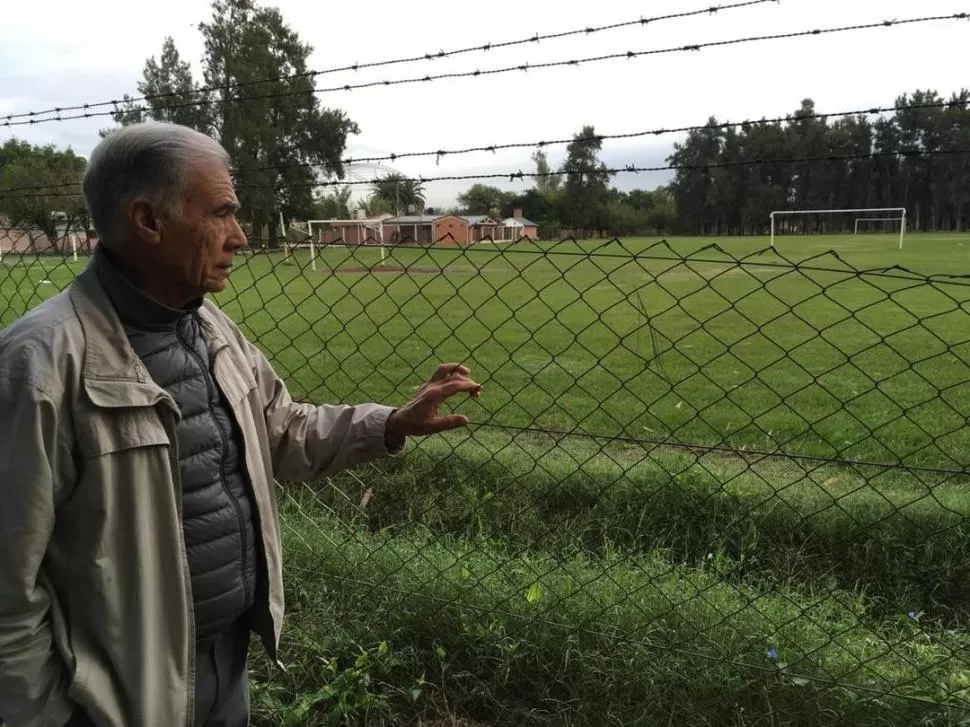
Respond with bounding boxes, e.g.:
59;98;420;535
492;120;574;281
228;218;248;249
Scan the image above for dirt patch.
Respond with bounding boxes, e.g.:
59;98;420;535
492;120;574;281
334;264;442;275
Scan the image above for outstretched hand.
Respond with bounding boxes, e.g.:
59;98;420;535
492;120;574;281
386;363;482;439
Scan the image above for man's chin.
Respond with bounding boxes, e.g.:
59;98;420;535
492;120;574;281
205;277;230;294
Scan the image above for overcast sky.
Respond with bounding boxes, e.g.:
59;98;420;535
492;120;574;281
2;0;969;208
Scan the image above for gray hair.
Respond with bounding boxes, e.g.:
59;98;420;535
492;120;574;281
82;121;231;247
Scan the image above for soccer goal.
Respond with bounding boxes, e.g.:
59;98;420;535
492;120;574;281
279;215;386;271
770;208;907;249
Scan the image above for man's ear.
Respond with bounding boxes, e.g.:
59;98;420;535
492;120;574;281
130;199;164;245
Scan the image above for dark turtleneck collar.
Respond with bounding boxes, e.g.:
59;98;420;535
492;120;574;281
93;245;202;329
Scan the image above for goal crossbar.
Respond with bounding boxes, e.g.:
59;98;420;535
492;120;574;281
770;208;907;249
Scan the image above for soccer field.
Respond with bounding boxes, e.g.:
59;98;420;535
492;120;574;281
2;233;970;724
217;234;970;724
204;233;970;466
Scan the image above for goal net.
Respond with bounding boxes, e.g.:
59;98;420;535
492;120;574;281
854;216;906;235
770;208;907;249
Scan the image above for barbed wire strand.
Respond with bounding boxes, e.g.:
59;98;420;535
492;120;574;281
1;0;779;126
4;12;966;129
1;147;966;201
239;147;970;190
338;100;968;167
3;98;964;196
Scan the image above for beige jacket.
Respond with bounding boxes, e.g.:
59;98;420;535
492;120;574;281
0;265;399;727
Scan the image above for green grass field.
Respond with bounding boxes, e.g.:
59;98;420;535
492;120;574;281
3;233;970;725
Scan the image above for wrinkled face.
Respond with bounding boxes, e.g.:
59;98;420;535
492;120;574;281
140;157;247;305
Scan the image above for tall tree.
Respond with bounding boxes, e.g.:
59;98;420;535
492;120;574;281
940;91;970;231
108;37;213;133
199;0;358;246
457;184;512;216
666;119;724;235
559;126;613;235
110;0;359;247
644;187;677;233
871;116;903;212
532;148;561;195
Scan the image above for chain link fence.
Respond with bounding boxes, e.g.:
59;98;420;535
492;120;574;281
2;232;969;726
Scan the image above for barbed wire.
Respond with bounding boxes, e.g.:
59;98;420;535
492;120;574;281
237;147;970;190
1;146;966;202
4;0;970;721
1;0;778;127
344;100;967;166
4;12;966;129
4;97;963;197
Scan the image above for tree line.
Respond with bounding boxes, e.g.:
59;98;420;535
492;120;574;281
447;91;970;239
320;91;970;240
2;0;967;247
667;92;970;236
314;131;677;240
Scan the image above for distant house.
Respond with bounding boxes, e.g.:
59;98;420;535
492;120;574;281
315;214;391;245
461;215;502;243
0;217;93;255
0;218;50;254
501;209;539;241
382;214;503;245
382;215;441;244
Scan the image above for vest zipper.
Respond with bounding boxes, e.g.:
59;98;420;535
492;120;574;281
177;323;253;612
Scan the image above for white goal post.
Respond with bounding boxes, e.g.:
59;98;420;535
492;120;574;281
770;208;907;249
279;214;386;271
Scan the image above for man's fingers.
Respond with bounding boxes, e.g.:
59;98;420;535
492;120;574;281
433;377;482;399
431;362;469;382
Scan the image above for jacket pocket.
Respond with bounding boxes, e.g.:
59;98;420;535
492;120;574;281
213;347;258;408
75;406;170;458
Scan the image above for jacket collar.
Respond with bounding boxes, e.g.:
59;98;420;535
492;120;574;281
93;246;202;328
69;254;229;409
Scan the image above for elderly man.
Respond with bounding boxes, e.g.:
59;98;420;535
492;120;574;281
0;121;481;727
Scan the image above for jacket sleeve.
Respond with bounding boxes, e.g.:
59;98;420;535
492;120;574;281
0;373;77;727
247;341;405;482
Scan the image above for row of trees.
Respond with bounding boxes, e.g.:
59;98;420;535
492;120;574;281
313;132;678;238
667;91;970;235
0;139;87;250
435;90;970;238
2;18;967;245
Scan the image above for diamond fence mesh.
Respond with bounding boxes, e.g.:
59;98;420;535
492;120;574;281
2;231;970;726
